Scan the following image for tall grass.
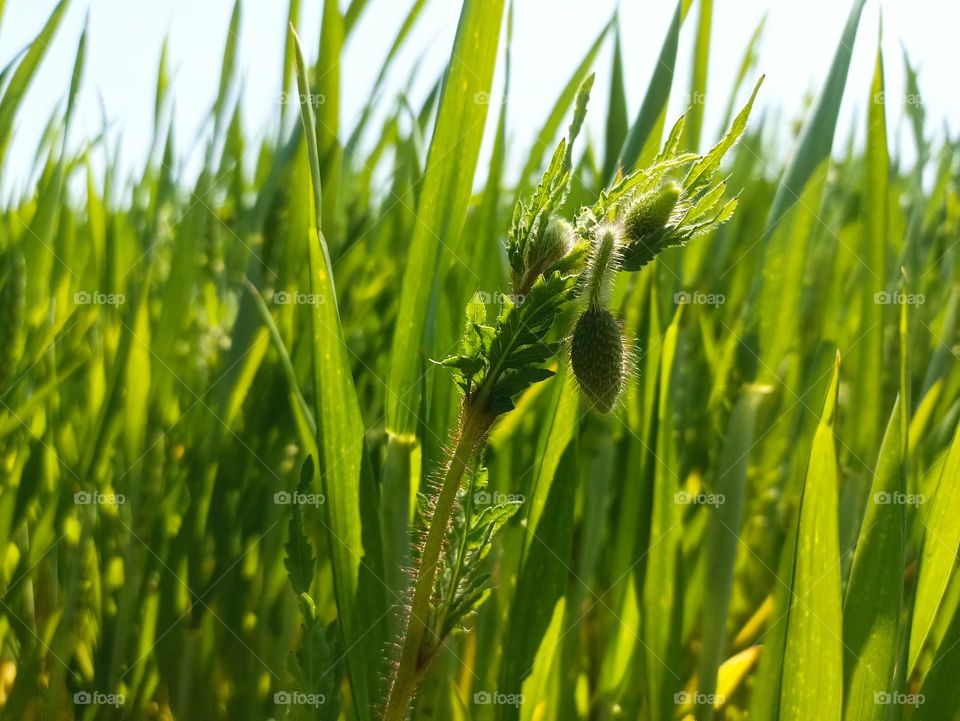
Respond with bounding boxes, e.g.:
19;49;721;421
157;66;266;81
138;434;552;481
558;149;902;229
0;1;959;720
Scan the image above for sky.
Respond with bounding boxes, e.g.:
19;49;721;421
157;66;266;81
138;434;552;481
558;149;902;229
1;0;957;191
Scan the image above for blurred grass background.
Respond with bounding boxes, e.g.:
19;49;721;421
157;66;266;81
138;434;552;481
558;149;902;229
0;0;959;720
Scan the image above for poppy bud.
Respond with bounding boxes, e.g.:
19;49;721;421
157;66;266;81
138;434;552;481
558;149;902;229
621;182;682;270
571;306;625;413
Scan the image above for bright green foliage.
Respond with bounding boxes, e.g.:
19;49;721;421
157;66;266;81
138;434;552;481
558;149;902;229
1;2;959;721
437;272;578;414
386;0;505;438
284;457;345;721
429;464;522;642
284;458;318;596
292;29;385;721
780;359;843;721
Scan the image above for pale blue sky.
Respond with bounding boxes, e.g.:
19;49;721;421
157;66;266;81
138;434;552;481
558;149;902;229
2;0;956;190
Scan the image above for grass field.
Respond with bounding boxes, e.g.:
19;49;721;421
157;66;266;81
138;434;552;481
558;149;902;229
1;0;959;720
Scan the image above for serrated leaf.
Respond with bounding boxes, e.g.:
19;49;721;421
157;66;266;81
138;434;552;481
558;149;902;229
684;75;763;194
284;457;318;596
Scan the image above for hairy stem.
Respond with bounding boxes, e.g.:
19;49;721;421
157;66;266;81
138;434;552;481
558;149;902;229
586;226;618;308
382;403;492;721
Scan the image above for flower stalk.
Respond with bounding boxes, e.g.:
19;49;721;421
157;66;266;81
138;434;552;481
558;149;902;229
382;402;494;721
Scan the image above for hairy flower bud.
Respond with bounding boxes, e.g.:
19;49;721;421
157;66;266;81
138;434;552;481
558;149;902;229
621;182;682;270
517;216;575;292
536;216;574;266
570;306;625;413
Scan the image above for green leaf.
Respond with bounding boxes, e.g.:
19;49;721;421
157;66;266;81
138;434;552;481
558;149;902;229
498;440;579;721
285;458;318;597
910;417;960;677
684;75;763;194
386;0;505;437
315;0;343;244
0;0;70;168
288;618;345;721
292;28;384;720
842;397;905;721
343;0;369;36
720;14;765;130
758;162;828;377
281;0;301;101
643;306;684;721
696;387;765;721
764;0;867;235
684;0;713;150
214;0;240;124
854;30;890;458
602;23;629;179
480;272;576;413
915;601;960;721
63;15;87;134
779;356;843;721
517;18;610;190
617;0;692;173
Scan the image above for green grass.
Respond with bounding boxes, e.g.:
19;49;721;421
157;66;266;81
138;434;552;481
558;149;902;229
1;1;959;720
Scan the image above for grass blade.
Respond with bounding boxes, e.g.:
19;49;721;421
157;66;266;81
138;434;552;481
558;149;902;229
684;0;712;150
720;14;765;131
853;28;890;460
643;306;684;721
915;596;960;720
292;28;384;720
696;387;765;721
498;420;578;721
842;396;905;721
602;21;628;179
343;0;370;36
779;355;843;721
385;0;505;439
909;417;960;676
617;0;692;173
764;0;867;236
517;17;610;190
0;0;69;169
315;0;344;244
